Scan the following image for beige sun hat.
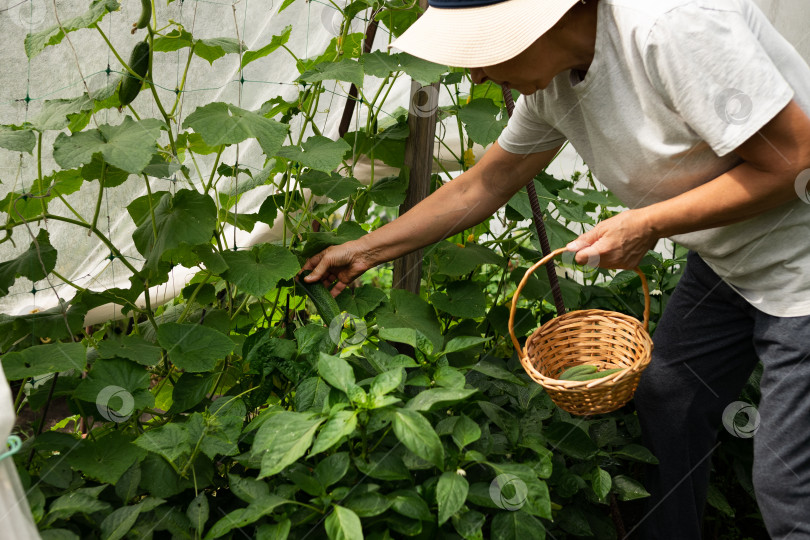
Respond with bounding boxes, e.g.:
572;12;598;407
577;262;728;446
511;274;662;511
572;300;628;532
390;0;581;68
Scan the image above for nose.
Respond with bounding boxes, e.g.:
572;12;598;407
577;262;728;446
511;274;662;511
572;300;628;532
470;67;489;85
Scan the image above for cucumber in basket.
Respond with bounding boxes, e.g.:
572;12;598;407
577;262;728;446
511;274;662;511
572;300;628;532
558;365;624;381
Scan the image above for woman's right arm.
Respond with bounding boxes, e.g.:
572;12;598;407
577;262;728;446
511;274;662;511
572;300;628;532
301;141;561;296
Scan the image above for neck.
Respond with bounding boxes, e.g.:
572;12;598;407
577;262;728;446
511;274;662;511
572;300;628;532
547;0;600;73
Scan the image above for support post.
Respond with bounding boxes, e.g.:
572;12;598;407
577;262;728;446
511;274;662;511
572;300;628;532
392;78;440;293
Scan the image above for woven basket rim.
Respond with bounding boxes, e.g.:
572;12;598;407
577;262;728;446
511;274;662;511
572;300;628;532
520;308;653;390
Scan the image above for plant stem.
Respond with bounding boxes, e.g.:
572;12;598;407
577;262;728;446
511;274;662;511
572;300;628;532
95;26;141;78
169;43;195;117
89;159;107;235
205;147;224;195
143;174;159;242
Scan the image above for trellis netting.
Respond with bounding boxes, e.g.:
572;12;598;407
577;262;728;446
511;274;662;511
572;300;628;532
0;0;497;327
1;0;806;325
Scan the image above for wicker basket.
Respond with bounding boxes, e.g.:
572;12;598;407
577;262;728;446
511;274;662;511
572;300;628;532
509;247;653;415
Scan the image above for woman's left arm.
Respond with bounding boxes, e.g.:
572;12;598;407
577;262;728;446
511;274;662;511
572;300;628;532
568;99;810;268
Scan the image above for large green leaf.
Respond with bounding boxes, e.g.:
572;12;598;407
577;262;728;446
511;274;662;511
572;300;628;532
458;99;508;146
185;410;242;459
32;94;94;131
183;102;289;157
392;409;444;469
168;373;214;414
134;422;191;464
53;117;163;174
129;189;217;270
543;422;598;460
589;467;612;501
0;126;36;153
46;486;111;521
354;452;410;481
310;410;357;455
611;444;659;464
359;51;401;78
240;25;292;69
252;411;325;478
325;505;363;540
430;280;486;319
357;51;446;84
275;135;351;173
427;241;504;277
337;285;386;319
0;229;57;297
203;495;289;539
300;170;363;200
2;342;86;380
97;334;161;366
397;53;447;85
0;301;86;349
294;377;330;412
195;37;243;64
0;169;84;224
299;59;364;87
157;323;234;372
491;511;545;540
67;431;146;485
73;357;154;413
25;0;120;58
317;353;356;395
314;452;351;489
406;388;477;412
221;244;300;297
100;498;164;540
612;475;650;501
437;472;469;525
479;401;520;446
147;29;243;64
375;289;442;353
187;493;209;532
367;174;408;206
452;414;482;449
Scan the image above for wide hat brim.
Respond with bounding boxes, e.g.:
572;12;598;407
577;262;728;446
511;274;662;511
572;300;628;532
390;0;581;68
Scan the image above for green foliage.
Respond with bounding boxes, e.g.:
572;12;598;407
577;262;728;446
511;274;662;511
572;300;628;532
3;1;755;538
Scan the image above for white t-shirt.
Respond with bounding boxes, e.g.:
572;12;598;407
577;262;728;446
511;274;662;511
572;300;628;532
498;0;810;317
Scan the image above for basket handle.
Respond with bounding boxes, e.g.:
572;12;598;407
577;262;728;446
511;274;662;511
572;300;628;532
508;247;651;355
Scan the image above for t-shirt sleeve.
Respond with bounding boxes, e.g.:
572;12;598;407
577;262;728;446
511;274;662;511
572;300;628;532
641;5;794;157
497;93;568;154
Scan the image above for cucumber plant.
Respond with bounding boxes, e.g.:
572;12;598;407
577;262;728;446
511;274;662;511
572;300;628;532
0;0;764;537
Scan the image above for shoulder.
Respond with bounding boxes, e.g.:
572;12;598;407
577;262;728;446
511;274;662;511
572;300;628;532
601;0;754;49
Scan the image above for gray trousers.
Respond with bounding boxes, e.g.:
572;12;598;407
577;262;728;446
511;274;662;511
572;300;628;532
633;250;810;539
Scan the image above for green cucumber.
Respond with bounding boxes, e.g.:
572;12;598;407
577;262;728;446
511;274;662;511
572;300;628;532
118;40;150;109
296;270;340;325
567;367;624;382
131;0;151;33
558;364;598;380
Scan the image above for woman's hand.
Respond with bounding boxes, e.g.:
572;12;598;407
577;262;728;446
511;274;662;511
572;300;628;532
298;238;377;298
566;209;658;269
